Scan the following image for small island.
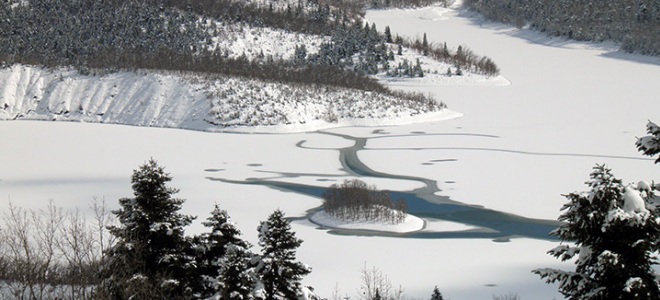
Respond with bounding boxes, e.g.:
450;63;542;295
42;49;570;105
311;179;424;233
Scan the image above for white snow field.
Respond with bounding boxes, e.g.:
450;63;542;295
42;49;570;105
2;4;660;300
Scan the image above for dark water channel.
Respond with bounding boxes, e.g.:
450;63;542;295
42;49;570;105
208;130;562;241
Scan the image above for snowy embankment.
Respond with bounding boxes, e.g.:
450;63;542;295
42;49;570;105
310;209;424;233
0;65;459;133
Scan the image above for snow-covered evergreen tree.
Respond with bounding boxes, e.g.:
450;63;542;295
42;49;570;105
636;120;660;164
101;159;196;299
217;243;257;300
533;165;660;299
254;209;311;300
195;204;252;298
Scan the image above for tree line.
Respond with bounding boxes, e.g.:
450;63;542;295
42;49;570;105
0;0;500;102
0;0;444;104
464;0;660;55
298;20;499;77
0;160;452;300
0;159;314;300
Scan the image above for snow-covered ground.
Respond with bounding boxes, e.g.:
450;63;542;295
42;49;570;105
2;3;660;300
207;22;328;61
0;65;458;131
310;209;425;233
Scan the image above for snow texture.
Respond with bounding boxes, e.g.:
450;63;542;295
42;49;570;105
0;65;458;133
3;3;660;300
310;209;424;233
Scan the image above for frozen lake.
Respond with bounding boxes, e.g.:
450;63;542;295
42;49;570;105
2;4;660;300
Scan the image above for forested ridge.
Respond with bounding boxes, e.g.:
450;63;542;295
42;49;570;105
464;0;660;55
0;0;499;104
0;0;387;93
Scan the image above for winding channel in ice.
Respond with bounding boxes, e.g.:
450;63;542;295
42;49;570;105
207;130;562;241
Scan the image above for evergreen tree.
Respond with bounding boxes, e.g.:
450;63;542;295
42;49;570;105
195;204;251;298
431;286;444;300
454;64;463;76
384;26;393;43
217;243;257;300
636;120;660;164
414;58;424;77
254;209;311;300
294;44;308;64
533;165;660;299
101;159;196;299
422;33;429;56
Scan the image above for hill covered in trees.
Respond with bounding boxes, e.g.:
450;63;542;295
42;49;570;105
0;0;505;130
464;0;660;55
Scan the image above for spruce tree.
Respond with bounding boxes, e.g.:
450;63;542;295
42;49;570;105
533;165;660;299
636;120;660;164
217;243;256;300
431;286;444;300
195;204;251;298
254;209;311;300
384;26;393;43
414;58;424;77
422;33;429;56
101;159;196;299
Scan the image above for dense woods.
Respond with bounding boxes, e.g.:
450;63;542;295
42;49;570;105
0;0;387;93
464;0;660;55
0;0;499;106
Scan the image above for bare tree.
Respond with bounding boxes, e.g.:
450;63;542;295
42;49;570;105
358;263;405;300
0;199;116;300
493;292;521;300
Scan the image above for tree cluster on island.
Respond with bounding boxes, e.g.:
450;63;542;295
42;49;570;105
464;0;660;56
322;179;408;224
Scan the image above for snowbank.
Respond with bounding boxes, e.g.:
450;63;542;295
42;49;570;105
310;210;424;233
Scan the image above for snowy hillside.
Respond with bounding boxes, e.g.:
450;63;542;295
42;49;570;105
0;0;509;133
0;65;459;132
207;22;328;61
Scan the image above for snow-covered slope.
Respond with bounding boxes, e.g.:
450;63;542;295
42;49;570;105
0;65;459;133
208;22;328;61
